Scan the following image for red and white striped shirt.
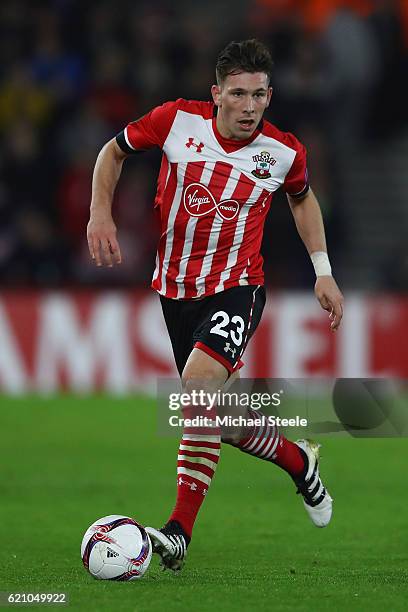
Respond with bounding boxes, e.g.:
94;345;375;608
116;99;309;299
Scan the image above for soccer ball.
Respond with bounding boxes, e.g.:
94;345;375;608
81;515;152;580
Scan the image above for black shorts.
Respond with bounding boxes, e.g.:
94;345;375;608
160;285;266;376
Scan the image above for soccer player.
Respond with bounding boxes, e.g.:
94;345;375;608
87;39;344;571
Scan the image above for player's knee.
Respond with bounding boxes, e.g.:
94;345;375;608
221;431;244;445
181;347;229;394
182;358;227;395
181;367;222;396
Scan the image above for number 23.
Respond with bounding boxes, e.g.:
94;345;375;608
210;311;245;346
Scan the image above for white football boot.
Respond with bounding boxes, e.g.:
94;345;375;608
293;439;333;528
146;521;190;571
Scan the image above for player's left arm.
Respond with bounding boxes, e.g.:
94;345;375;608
287;188;344;331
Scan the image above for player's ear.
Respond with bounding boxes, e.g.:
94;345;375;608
266;87;273;108
211;84;222;107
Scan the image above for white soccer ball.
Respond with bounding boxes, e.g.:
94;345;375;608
81;515;152;580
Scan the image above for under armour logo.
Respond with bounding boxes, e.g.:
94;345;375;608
186;137;204;153
178;476;198;492
224;342;237;358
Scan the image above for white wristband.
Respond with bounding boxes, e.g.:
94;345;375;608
310;251;332;277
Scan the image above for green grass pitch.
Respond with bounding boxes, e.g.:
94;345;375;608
1;395;407;611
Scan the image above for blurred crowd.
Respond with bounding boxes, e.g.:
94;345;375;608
0;0;407;289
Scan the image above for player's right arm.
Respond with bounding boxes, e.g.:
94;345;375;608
87;99;183;267
87;138;128;267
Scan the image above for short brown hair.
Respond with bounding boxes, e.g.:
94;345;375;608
216;39;273;85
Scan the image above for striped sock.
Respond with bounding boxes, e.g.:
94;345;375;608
234;409;305;476
169;433;221;537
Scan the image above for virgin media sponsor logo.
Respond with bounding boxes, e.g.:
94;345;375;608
183;183;240;221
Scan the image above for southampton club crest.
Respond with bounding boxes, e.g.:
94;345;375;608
251;151;276;179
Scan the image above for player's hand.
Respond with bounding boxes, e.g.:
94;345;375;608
87;213;122;267
314;276;344;331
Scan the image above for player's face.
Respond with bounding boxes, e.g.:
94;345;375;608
211;72;272;140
